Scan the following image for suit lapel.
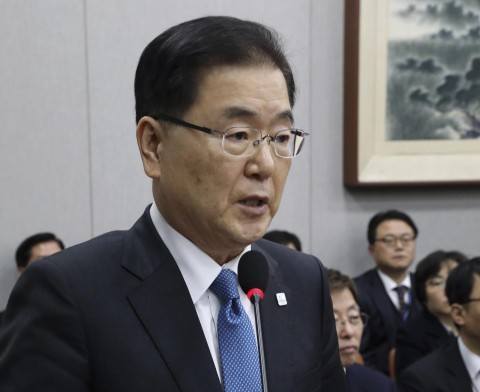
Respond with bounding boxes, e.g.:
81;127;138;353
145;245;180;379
445;339;473;392
253;244;293;391
122;209;222;392
368;272;401;329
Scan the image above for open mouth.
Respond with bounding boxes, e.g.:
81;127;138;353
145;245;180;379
241;198;266;207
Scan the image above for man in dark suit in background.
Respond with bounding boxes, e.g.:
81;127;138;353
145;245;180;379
14;232;65;274
0;232;64;325
354;210;423;375
0;16;346;391
398;257;480;392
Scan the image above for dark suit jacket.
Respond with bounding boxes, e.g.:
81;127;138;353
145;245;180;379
345;363;396;392
397;338;472;392
395;308;453;377
354;269;423;375
0;207;347;391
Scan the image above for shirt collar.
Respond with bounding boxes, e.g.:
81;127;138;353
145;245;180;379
149;204;250;304
458;336;480;382
377;268;411;292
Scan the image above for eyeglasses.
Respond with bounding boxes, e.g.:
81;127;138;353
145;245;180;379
154;113;309;158
426;278;447;288
461;298;480;304
374;234;416;248
335;312;369;329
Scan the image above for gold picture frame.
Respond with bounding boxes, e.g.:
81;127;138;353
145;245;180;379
344;0;480;187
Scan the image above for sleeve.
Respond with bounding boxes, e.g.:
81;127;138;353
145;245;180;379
0;259;90;391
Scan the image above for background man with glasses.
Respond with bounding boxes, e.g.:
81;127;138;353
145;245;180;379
354;210;423;376
0;16;346;391
398;257;480;392
328;269;396;392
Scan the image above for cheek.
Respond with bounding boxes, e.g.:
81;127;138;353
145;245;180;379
427;289;447;307
272;159;290;183
353;329;362;344
375;248;391;261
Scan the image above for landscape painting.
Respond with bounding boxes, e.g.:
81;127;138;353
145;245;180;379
387;0;480;141
343;0;480;187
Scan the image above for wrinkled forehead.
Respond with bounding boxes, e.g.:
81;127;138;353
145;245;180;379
191;65;293;124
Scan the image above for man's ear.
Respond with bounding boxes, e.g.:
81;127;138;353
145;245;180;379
451;303;466;327
136;116;164;179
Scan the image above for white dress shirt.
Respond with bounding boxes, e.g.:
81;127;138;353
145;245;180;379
458;336;480;392
377;269;412;311
149;204;256;381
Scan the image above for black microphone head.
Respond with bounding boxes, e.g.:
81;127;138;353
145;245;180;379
238;250;269;299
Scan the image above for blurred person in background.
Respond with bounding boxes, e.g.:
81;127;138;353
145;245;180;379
328;268;396;392
395;250;468;377
355;210;423;375
0;232;64;325
263;229;302;251
398;257;480;392
15;232;65;274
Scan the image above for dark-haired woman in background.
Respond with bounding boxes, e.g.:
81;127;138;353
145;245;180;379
395;250;468;377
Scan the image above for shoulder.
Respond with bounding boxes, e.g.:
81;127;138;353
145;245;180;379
354;268;377;285
347;364;396;390
35;208;154;277
353;269;380;303
42;230;127;274
398;342;449;383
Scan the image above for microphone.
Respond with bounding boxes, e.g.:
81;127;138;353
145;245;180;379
238;250;269;392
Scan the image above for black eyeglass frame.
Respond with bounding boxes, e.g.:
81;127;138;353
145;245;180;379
374;234;417;247
153;112;309;158
460;298;480;304
335;311;370;328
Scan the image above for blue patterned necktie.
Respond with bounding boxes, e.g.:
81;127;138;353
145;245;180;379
210;269;262;392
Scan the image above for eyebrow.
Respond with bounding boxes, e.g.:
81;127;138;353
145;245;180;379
333;304;360;313
220;106;294;125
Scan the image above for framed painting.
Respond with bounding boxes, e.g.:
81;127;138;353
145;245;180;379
344;0;480;187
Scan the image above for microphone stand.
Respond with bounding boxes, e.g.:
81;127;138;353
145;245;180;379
251;293;268;392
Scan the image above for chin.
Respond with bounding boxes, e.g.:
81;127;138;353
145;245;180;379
341;357;355;368
232;229;264;246
239;222;270;241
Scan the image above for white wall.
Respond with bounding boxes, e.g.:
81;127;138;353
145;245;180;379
1;0;479;308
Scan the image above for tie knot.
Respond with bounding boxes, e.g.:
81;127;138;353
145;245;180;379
394;285;408;298
210;269;239;303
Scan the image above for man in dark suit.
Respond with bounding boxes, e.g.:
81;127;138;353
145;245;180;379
0;16;347;391
0;232;65;326
398;257;480;391
354;210;423;375
14;232;65;274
